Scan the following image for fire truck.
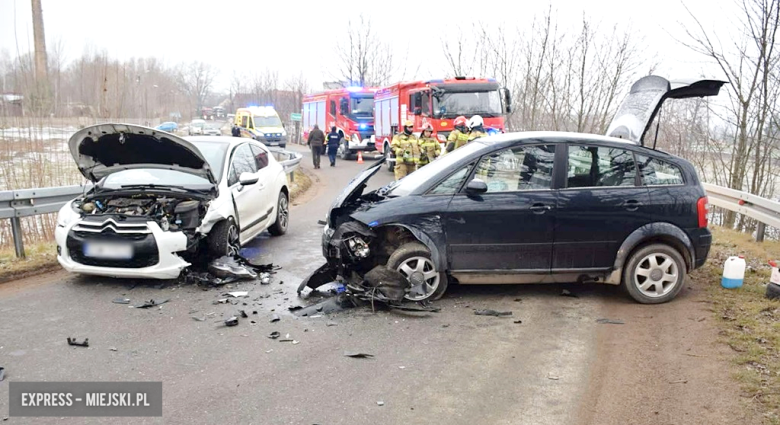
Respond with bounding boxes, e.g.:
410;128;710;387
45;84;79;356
373;77;512;171
301;87;377;160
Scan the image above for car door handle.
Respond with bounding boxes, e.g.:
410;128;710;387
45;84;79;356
623;199;641;211
530;203;551;214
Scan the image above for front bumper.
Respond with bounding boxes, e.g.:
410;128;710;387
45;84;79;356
55;220;190;279
256;134;287;146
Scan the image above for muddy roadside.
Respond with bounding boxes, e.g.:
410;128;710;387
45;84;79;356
578;274;759;425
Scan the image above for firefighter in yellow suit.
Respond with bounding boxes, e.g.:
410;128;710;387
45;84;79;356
417;123;441;168
391;120;420;180
467;115;488;141
445;115;470;153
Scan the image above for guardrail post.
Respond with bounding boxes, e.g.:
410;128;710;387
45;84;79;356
289;171;294;182
756;222;766;242
10;216;25;259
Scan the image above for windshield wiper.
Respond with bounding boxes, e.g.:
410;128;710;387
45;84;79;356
117;184;195;193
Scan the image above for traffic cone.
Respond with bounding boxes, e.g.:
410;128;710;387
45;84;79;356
357;150;364;164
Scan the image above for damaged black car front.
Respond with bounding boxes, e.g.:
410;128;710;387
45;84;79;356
299;141;490;302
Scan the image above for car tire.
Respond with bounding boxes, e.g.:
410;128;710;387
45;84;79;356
387;242;448;302
623;243;686;304
208;218;240;257
338;141;352;160
268;191;289;236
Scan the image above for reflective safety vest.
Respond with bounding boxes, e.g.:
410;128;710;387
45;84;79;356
418;136;441;166
468;129;488;141
448;129;470;150
390;133;420;165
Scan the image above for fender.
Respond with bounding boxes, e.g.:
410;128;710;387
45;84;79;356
376;222;447;273
605;222;695;284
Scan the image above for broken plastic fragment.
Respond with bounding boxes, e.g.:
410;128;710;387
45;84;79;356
0;367;5;382
112;298;130;304
209;256;258;280
288;305;303;311
474;309;512;317
260;273;271;285
268;331;280;339
134;299;170;309
67;337;89;347
595;318;625;325
224;317;239;327
239;310;249;318
514;320;523;324
227;291;249;298
270;314;280;323
344;351;374;358
377;401;385;406
109;347;118;352
192;316;206;322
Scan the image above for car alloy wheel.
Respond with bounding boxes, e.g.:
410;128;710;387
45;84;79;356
277;195;289;232
396;256;440;301
633;252;679;298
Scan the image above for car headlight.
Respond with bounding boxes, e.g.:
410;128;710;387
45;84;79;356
56;200;80;227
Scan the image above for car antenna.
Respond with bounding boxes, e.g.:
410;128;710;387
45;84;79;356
651;107;662;150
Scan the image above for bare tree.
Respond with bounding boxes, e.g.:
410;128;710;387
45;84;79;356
30;0;50;113
176;61;217;116
335;14;395;87
682;0;780;227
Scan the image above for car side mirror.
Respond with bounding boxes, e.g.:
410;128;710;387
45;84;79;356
239;172;259;186
465;178;488;194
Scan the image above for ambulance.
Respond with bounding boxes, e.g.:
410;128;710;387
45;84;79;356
234;106;287;148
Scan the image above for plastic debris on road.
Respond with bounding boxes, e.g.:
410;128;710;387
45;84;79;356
344;351;374;358
67;337;89;347
474;309;513;317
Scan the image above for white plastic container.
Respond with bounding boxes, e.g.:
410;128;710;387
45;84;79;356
722;256;746;289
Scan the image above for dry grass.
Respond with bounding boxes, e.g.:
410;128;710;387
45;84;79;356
289;168;311;201
0;240;59;283
691;225;780;424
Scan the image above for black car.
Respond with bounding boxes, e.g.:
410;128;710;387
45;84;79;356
300;76;725;304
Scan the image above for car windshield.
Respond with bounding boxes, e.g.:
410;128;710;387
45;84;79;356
387;141;488;196
433;91;503;118
191;121;205;128
253;115;282;127
350;95;374;116
205;124;220;130
101;169;212;189
190;140;229;181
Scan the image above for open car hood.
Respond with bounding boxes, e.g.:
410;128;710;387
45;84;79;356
68;123;217;184
606;76;726;145
330;158;385;210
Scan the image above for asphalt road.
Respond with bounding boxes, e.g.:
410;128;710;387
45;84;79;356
0;144;734;424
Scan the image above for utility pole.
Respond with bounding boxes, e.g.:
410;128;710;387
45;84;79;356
31;0;50;113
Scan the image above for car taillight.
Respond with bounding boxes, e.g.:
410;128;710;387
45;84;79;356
697;196;709;228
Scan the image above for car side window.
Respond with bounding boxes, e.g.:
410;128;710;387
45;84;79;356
635;154;684;185
473;145;555;192
250;144;269;170
429;164;473;195
228;144;258;186
566;145;637;188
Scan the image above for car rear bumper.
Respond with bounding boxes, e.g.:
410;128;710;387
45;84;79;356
55;221;191;279
689;227;712;269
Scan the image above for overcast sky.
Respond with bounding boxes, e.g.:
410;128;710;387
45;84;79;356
1;0;730;92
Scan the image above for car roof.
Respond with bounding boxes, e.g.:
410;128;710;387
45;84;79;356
476;131;638;146
186;136;263;150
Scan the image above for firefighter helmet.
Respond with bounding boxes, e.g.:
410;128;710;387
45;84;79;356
468;115;484;129
403;119;414;128
453;116;467;127
421;123;434;133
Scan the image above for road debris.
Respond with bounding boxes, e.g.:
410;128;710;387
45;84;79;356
239;310;249;318
224;317;239;327
268;331;280;339
547;374;560;380
134;299;170;309
669;379;688;384
514;298;523;302
377;401;385;406
561;289;578;298
67;337;89;348
344;351;374;358
513;320;523;324
227;291;249;298
474;309;513;317
192;316;206;322
270;314;280;323
326;322;338;327
112;298;130;305
209;256;258;280
261;273;271;285
278;334;296;343
288;305;304;311
0;367;5;382
596;318;625;325
109;347;118;352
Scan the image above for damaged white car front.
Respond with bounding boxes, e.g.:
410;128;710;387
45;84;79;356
55;124;222;279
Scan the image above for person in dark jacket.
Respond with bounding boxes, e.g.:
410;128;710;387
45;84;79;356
326;126;343;167
231;123;241;137
307;124;325;169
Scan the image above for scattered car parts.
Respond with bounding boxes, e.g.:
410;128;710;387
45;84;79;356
67;338;89;347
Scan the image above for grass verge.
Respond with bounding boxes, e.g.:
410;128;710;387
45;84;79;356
690;225;780;424
0;167;314;284
0;240;59;283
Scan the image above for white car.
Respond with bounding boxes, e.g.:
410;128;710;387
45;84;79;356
188;119;205;135
203;124;222;137
55;123;290;279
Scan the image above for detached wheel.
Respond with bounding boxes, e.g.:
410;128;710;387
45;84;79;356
268;191;289;236
387;242;448;302
623;243;686;304
208;218;240;257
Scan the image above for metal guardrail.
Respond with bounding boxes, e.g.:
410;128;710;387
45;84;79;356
703;183;780;242
0;149;303;259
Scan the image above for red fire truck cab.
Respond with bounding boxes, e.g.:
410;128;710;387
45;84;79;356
374;77;511;171
302;87;377;160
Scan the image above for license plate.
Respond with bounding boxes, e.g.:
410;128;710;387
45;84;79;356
83;242;133;259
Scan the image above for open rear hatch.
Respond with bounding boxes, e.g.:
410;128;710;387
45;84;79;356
606;76;726;147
